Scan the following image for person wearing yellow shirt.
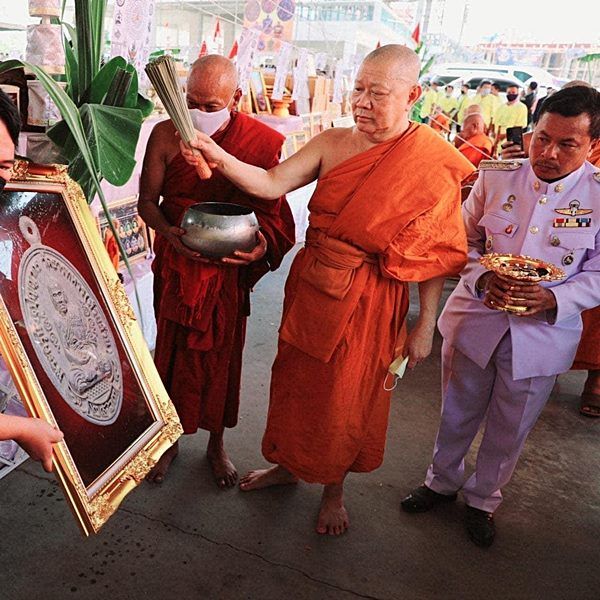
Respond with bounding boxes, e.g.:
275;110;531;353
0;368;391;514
438;85;459;119
488;81;503;132
420;80;440;124
472;80;495;128
456;83;474;132
494;84;528;141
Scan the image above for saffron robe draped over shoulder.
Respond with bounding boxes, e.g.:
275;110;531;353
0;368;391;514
573;150;600;371
457;133;493;168
153;112;295;434
263;123;475;484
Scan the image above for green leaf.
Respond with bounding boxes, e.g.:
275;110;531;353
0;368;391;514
82;56;128;104
68;104;142;187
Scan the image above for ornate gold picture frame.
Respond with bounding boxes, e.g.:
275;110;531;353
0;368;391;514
0;161;182;536
249;70;271;115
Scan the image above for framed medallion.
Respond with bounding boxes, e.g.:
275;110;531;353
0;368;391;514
0;161;182;535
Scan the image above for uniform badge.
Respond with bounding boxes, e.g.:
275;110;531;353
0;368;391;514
554;183;565;193
593;172;600;183
533;181;541;191
562;252;575;266
485;236;493;251
504;225;514;234
550;235;560;247
502;194;516;212
553;217;592;228
554;199;593;216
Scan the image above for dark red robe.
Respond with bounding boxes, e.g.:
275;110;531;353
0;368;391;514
152;112;295;434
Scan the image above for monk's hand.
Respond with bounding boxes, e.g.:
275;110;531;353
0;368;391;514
221;231;267;266
500;140;526;160
179;132;223;170
405;320;435;369
161;224;217;263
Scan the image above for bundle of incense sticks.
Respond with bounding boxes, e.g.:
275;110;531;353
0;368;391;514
145;55;212;179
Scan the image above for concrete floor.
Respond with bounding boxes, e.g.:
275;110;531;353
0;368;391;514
0;246;599;600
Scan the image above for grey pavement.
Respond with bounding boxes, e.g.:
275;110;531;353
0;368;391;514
0;246;599;600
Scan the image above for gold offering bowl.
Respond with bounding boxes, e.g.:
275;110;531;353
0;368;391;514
479;253;566;313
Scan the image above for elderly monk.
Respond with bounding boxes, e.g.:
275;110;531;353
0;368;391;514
182;45;474;534
455;111;493;167
138;55;295;486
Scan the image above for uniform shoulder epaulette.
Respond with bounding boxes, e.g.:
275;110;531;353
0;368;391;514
593;171;600;183
478;160;523;172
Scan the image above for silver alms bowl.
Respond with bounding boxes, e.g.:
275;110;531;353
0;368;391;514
180;202;259;258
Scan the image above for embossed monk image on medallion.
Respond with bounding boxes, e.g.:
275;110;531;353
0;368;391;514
18;216;123;425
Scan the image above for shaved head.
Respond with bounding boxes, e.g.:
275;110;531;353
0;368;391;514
186;54;240;112
362;44;420;83
189;54;238;96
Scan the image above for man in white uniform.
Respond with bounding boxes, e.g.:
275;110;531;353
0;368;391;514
401;86;600;547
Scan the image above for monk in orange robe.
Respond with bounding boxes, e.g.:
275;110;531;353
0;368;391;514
572;141;600;416
182;45;474;534
138;56;295;486
430;106;451;137
455;112;493;167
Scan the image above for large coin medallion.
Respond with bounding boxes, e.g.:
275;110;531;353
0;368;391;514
18;216;123;425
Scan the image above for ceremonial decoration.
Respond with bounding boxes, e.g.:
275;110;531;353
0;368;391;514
145;55;212;179
110;0;156;82
0;161;182;535
243;0;296;53
480;252;565;313
249;69;271;114
480;253;566;282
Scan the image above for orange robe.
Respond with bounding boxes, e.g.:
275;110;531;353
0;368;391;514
430;113;450;136
573;149;600;370
457;133;494;168
153;112;295;433
262;123;475;484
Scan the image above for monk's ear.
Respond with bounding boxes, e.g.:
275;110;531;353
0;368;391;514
407;84;422;109
232;87;243;107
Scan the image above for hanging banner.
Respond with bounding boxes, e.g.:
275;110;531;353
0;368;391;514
243;0;296;53
332;58;344;104
292;47;310;102
271;41;293;101
110;0;156;81
237;27;260;94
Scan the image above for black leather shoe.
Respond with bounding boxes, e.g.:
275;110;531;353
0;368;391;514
465;506;495;547
401;485;458;513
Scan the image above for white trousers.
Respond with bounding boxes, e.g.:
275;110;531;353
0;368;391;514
425;333;556;513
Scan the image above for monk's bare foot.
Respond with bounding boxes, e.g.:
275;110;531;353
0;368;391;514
207;431;237;488
146;441;178;484
239;465;298;491
316;483;349;536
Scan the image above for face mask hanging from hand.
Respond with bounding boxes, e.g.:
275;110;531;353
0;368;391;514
188;93;235;137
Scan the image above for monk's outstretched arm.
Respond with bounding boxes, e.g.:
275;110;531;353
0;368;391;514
182;130;324;199
405;276;446;369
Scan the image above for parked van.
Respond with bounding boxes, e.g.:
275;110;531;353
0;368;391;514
433;63;558;90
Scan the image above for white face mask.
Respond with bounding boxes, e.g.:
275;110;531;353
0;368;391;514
189;95;234;136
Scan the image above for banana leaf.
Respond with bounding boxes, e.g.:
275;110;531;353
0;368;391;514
53;103;142;199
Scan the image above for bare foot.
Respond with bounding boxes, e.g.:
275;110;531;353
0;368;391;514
239;465;298;491
316;483;349;536
146;442;178;484
207;431;237;488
